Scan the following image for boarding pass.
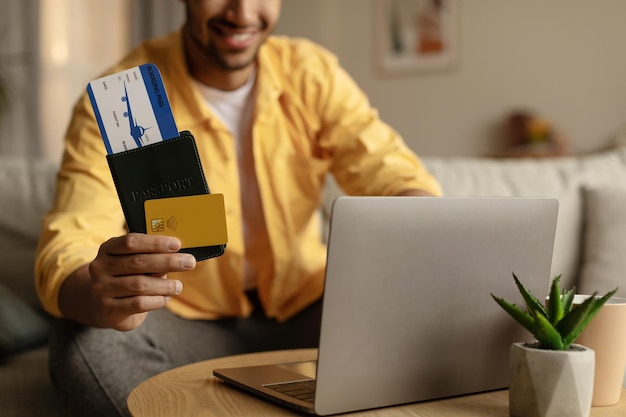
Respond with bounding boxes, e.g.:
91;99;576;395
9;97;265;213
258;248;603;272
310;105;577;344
87;63;178;155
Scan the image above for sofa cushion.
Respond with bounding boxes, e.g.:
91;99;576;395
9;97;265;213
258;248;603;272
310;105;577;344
578;185;626;297
421;148;626;289
0;157;58;309
0;282;49;357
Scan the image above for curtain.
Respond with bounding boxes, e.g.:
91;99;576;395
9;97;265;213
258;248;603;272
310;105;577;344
0;0;41;158
0;1;184;161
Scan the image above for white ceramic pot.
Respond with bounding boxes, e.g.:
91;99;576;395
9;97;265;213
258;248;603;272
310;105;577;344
509;342;594;417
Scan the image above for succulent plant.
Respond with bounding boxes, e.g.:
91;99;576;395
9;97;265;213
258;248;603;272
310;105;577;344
491;272;617;350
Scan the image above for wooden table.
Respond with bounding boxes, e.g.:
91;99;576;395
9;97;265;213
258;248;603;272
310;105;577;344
128;348;626;417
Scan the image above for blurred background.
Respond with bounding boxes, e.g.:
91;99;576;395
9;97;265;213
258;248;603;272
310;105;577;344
2;0;626;163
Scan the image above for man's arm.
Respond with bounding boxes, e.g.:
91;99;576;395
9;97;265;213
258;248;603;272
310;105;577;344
306;48;441;198
58;234;195;331
398;189;437;197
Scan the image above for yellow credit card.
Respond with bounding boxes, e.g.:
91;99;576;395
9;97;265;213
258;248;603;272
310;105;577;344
144;193;228;248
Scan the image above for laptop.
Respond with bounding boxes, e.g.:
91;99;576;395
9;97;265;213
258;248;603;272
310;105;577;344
213;196;559;415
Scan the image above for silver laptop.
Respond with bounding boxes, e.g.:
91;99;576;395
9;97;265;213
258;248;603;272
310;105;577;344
213;196;558;415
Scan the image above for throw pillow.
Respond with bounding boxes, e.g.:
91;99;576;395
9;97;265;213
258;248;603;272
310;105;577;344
578;185;626;297
0;282;49;357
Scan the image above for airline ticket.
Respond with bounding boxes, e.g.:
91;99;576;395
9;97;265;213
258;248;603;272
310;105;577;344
87;63;178;154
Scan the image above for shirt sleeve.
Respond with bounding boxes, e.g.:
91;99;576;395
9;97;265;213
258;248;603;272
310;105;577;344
34;91;127;317
312;51;442;197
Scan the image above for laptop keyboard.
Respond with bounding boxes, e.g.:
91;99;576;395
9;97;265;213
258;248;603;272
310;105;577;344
264;379;317;403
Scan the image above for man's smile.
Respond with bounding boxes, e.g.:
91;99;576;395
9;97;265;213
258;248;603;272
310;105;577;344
210;23;260;50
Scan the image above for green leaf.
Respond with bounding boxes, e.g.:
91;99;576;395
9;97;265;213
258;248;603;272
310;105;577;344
547;275;564;323
491;294;535;335
561;287;576;315
533;311;564;350
512;272;547;319
559;288;618;348
556;294;597;343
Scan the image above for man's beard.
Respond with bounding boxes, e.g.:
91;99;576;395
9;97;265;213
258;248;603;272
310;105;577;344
184;10;263;72
200;41;258;72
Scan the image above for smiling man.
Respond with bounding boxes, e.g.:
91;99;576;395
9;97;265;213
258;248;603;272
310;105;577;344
183;0;280;86
35;1;441;416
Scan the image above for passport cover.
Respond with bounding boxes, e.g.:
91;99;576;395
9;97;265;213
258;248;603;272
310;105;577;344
106;130;225;260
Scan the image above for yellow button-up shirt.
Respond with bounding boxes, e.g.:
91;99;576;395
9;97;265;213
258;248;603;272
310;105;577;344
35;30;441;322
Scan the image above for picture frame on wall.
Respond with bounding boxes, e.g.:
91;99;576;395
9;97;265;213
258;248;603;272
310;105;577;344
374;0;458;76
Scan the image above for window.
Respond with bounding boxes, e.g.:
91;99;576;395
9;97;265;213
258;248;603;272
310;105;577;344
39;0;130;161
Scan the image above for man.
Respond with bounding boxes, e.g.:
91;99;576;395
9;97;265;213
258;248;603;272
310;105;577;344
35;1;441;416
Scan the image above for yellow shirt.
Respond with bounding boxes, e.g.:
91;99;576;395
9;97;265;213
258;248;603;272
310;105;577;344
35;30;441;322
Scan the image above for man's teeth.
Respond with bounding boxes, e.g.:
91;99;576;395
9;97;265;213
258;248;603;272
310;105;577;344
230;33;252;42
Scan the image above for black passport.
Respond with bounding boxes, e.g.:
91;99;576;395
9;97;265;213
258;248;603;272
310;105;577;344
106;131;225;260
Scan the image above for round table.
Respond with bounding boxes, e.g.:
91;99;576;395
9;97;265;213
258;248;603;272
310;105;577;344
128;348;626;417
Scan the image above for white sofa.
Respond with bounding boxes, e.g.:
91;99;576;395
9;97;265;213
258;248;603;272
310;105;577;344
3;145;626;415
0;158;66;417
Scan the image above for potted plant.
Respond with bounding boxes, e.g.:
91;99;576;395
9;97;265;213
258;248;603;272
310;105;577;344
491;273;617;417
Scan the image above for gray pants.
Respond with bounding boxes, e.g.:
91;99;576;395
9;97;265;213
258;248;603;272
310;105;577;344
48;292;322;417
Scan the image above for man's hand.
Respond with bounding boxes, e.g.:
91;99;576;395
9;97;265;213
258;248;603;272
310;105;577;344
398;189;437;197
59;233;196;331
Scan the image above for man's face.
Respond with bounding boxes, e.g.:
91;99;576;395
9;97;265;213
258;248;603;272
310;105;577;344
183;0;282;72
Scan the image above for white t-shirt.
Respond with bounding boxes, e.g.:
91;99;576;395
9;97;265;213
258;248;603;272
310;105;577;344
194;72;268;290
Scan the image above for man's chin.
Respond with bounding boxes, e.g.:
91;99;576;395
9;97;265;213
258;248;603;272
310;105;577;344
219;61;255;72
216;52;257;72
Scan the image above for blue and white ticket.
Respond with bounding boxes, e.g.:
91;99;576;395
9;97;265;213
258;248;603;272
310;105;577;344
87;63;178;155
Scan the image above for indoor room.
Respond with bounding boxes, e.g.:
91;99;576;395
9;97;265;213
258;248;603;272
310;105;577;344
1;2;626;416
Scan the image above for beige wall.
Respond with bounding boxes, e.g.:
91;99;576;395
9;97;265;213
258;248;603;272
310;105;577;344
276;0;626;157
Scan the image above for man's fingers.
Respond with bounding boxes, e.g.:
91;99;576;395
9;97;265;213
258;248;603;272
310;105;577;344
92;234;196;277
98;274;183;299
125;252;196;275
107;295;173;325
87;233;195;328
92;251;196;277
102;233;182;256
94;275;183;323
